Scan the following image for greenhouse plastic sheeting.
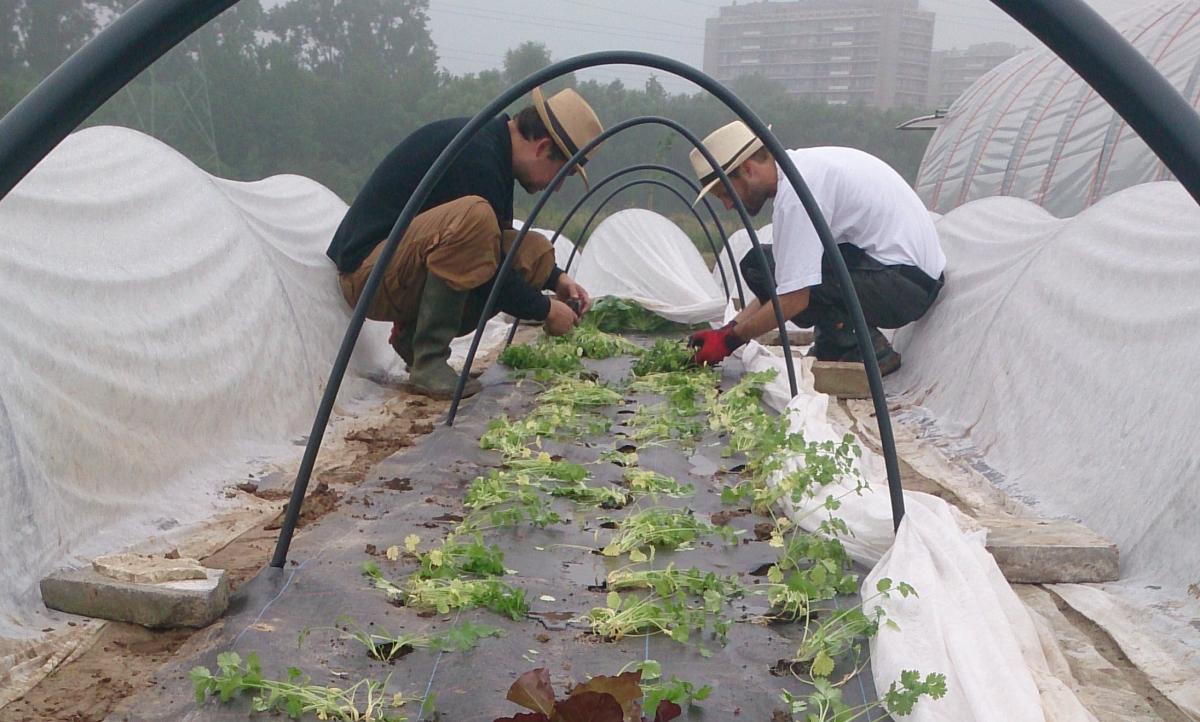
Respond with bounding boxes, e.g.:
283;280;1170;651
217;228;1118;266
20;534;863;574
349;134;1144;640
916;1;1200;218
0;126;510;703
573;208;726;323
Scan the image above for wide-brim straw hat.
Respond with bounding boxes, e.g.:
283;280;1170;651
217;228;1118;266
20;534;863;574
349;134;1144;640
532;86;604;190
689;120;769;205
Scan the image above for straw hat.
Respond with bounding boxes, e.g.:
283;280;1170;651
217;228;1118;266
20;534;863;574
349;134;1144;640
532;86;604;189
689;120;769;204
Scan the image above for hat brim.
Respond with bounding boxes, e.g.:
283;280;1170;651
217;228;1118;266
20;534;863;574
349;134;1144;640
533;86;589;190
691;135;765;207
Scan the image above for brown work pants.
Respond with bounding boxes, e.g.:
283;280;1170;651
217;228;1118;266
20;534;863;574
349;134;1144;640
337;196;556;334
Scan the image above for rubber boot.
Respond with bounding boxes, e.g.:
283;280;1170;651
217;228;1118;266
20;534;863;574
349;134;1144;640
405;273;482;400
389;322;414;367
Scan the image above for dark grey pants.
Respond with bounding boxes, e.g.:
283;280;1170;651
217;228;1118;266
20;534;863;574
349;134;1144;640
739;244;943;336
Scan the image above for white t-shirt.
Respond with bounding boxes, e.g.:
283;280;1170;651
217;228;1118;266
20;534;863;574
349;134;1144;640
771;147;945;294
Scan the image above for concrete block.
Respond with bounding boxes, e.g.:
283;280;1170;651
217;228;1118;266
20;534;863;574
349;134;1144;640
92;552;208;583
812;360;870;398
982;516;1120;584
40;565;229;628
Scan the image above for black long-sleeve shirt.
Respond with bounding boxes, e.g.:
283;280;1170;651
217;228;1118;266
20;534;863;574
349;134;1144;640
326;115;556;320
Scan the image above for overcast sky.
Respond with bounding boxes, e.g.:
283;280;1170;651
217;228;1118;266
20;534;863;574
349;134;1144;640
425;0;1143;95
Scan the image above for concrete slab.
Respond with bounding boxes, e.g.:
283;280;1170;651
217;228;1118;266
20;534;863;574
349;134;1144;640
982;516;1120;584
40;565;229;628
812;360;870;398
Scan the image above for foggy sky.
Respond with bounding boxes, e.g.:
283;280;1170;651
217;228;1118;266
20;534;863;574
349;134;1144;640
425;0;1145;95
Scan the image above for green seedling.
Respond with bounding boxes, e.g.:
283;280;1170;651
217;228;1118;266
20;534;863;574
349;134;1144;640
539;375;625;407
607;564;745;600
546;479;631;509
631;339;696;376
499;338;584;373
554;323;642;359
299;617;504;662
402;577;529;619
584;296;689;334
622;469;693;498
191;651;422;721
779;670;946;722
582;589;731;644
601;507;738;561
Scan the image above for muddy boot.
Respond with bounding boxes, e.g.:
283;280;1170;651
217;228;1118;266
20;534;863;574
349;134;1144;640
405;273;482;400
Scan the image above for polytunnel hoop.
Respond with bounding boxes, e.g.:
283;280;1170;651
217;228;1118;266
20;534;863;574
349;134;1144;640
544;161;747;305
563;178;729;293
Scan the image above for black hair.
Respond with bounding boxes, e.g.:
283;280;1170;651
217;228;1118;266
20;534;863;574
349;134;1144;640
514;105;566;161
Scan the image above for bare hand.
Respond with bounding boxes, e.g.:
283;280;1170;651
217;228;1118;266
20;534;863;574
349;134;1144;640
544;298;579;336
554;273;591;315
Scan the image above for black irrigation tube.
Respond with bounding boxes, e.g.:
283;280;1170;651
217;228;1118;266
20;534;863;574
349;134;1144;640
551;162;746;305
501;173;735;351
11;1;1193;561
450;112;788;426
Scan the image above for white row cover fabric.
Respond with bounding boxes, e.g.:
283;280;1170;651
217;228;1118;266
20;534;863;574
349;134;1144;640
572;209;726;324
735;340;1096;722
916;1;1200;218
892;181;1200;592
0;126;511;701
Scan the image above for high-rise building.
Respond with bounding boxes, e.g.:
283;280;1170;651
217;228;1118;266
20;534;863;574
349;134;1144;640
702;0;935;109
926;42;1022;110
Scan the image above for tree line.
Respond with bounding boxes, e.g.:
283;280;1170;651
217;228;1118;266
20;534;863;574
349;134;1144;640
0;0;932;234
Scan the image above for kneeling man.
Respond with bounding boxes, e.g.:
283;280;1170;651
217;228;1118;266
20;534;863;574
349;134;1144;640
687;121;945;374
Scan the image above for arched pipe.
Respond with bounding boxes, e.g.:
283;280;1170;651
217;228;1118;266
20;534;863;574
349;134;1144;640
450;113;788;427
563;179;725;292
502;175;733;351
548;162;745;305
0;0;239;199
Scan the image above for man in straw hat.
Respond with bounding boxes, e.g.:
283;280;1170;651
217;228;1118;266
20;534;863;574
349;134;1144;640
328;87;604;399
686;121;945;374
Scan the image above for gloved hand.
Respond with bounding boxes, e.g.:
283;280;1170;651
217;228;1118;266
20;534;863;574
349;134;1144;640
688;321;743;366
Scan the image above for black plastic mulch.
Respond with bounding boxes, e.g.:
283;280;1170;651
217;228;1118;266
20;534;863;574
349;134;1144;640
112;348;885;722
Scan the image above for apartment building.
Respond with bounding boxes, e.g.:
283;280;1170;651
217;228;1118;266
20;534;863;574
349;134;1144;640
702;0;935;109
927;42;1022;109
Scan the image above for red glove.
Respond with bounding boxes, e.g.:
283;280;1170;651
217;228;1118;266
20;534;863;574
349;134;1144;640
688;321;743;366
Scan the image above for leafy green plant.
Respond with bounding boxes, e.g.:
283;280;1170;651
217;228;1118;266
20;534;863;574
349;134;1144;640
584;296;689;334
539;376;625;408
607;564;744;601
499;338;583;373
191;651;423;721
601;508;738;561
631;340;696;376
546;479;631;509
402;577;530;619
621;469;693;498
409;535;507;580
299;617;504;662
582;589;731;645
778;670;946;721
555;323;642;359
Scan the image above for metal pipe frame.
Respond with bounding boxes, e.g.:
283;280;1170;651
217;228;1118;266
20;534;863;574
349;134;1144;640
447;112;793;431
